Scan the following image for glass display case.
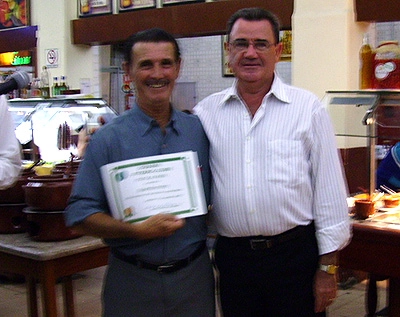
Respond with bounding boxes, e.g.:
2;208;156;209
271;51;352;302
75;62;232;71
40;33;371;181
8;97;117;162
322;90;400;196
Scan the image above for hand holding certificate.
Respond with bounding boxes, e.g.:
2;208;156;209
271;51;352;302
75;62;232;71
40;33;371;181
101;151;207;223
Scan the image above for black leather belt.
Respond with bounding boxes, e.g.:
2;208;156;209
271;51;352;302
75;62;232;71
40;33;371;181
219;223;313;251
111;242;206;273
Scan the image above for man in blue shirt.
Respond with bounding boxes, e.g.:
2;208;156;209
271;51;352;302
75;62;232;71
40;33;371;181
65;28;214;317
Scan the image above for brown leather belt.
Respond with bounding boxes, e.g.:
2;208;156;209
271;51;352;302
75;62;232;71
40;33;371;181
111;242;206;273
219;223;313;251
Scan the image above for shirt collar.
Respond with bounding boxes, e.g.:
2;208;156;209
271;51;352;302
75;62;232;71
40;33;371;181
222;72;291;105
130;103;179;136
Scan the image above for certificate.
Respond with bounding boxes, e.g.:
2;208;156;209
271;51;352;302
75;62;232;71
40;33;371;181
101;151;207;223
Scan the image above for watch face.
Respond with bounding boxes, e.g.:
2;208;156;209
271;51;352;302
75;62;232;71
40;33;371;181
320;264;338;274
327;265;338;274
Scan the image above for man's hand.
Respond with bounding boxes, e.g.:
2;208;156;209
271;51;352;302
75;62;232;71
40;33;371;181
72;212;185;240
314;269;337;313
134;213;185;240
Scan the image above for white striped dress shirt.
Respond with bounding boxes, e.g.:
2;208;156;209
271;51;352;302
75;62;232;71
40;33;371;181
194;75;351;255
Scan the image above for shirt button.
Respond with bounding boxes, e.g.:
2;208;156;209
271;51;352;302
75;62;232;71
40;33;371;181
162;144;167;148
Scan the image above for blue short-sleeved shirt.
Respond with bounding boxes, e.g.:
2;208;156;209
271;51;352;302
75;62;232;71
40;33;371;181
377;142;400;191
65;104;210;263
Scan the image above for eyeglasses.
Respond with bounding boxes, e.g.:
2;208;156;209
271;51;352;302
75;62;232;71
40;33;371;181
229;39;275;52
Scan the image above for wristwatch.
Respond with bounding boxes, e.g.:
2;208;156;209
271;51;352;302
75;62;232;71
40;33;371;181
319;264;339;275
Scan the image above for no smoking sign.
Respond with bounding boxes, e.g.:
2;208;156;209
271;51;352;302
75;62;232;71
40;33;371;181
45;49;59;68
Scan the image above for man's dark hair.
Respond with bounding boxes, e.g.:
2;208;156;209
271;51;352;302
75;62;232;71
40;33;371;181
226;7;281;44
124;28;181;65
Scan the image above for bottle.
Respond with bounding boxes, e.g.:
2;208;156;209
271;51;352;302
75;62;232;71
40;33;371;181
31;78;41;97
52;77;59;96
40;66;50;98
59;76;68;94
359;33;373;89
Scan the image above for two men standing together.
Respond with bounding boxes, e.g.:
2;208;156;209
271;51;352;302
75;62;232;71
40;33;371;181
65;7;350;317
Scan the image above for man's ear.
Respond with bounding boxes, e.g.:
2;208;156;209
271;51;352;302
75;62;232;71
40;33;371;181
122;61;130;75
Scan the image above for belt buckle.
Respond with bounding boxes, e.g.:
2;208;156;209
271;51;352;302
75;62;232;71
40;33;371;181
157;263;175;273
250;238;273;250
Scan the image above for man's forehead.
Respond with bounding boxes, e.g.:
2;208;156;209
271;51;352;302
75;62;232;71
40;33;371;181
133;41;174;52
132;42;175;60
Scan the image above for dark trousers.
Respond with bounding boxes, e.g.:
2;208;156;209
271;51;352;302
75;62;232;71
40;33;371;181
214;223;325;317
104;248;215;317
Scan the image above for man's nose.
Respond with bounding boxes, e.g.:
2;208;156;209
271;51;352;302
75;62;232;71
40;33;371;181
243;43;258;57
152;65;164;77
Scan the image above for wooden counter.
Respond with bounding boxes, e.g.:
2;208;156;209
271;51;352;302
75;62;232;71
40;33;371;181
0;234;110;317
339;218;400;316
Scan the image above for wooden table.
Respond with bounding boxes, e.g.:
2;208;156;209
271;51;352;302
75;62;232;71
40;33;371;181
339;219;400;317
0;233;110;317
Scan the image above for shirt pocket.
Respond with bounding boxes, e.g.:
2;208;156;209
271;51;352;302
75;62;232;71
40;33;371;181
263;140;309;186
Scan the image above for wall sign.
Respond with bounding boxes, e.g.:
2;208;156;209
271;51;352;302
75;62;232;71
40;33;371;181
79;0;112;17
45;49;59;68
0;51;32;66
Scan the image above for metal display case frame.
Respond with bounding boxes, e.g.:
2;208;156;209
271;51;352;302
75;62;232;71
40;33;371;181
323;90;400;197
8;97;117;162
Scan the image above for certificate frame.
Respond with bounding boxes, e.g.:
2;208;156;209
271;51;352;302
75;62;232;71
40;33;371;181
118;0;156;12
78;0;113;17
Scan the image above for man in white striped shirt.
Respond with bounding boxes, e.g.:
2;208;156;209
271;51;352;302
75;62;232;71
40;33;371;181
194;7;351;317
0;95;21;190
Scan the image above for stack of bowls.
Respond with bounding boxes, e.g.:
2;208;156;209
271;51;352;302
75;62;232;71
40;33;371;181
0;169;34;233
22;173;81;241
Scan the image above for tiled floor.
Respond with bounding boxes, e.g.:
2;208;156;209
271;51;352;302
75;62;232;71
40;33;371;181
0;267;388;316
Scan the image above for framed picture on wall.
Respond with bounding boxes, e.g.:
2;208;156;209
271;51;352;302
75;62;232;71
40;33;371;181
221;35;234;77
162;0;204;6
79;0;112;17
0;0;29;29
280;30;292;61
118;0;155;12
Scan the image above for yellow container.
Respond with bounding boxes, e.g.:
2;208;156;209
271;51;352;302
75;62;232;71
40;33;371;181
34;165;53;176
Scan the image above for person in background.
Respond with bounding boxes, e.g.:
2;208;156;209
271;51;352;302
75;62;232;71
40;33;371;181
194;7;351;316
0;94;21;189
376;142;400;191
76;114;116;159
65;28;214;317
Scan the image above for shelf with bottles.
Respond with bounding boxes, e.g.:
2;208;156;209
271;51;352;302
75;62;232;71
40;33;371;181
52;76;69;97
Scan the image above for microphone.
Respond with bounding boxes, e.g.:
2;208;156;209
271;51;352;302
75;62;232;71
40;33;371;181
0;71;30;95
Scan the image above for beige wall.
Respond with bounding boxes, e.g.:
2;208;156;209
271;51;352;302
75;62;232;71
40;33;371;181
30;0;101;96
292;0;370;99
